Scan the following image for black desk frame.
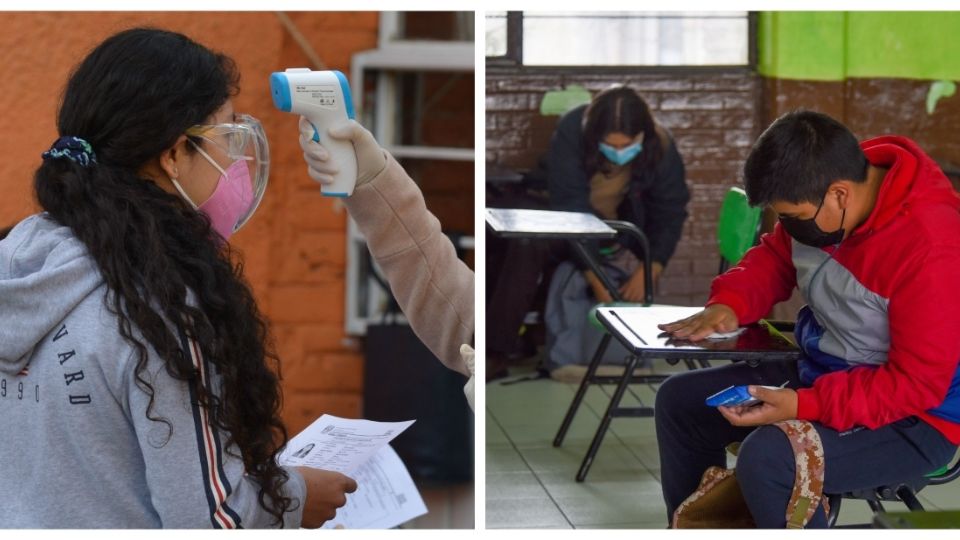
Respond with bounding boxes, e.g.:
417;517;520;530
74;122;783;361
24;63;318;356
555;308;800;482
487;210;668;480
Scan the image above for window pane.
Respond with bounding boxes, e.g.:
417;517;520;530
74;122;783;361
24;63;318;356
522;11;748;66
486;11;508;57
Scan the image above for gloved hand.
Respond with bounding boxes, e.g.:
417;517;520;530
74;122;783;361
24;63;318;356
461;344;475;412
299;117;387;189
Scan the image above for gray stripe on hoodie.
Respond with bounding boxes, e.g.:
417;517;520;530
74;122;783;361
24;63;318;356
793;239;891;366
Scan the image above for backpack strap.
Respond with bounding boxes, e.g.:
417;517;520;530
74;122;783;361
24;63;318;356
774;420;828;529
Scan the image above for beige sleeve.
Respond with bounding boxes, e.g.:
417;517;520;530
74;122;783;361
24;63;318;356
344;153;474;376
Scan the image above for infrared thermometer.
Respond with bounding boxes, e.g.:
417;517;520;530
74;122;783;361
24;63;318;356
270;68;358;197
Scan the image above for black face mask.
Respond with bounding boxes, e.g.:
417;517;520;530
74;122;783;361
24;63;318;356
778;198;846;248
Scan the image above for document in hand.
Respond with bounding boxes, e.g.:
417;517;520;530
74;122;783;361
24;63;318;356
278;414;427;529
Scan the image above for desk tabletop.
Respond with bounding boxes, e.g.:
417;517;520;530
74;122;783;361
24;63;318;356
485;208;616;239
596;305;800;361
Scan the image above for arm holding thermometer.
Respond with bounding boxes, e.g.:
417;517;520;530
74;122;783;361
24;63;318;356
270;68;358;197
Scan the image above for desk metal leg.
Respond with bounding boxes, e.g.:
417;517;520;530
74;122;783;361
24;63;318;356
554;332;611;448
576;353;640;482
568;240;624;302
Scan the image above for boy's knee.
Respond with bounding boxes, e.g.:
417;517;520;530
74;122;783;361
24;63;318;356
736;425;794;489
654;372;693;415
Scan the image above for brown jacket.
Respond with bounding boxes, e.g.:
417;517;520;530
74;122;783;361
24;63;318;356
343;153;475;407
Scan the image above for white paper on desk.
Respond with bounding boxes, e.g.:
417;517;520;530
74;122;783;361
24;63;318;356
704;328;746;340
608;306;744;343
320;445;428;530
278;414;414;474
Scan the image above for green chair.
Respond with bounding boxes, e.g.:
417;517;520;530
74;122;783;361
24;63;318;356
717;186;762;274
826;451;960;527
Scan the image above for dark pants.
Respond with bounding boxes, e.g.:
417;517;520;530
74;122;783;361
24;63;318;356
655;360;958;528
486;237;568;356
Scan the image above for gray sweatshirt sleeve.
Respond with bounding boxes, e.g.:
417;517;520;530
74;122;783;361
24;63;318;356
122;343;306;529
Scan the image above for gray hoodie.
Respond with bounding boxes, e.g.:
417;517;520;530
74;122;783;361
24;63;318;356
0;214;305;528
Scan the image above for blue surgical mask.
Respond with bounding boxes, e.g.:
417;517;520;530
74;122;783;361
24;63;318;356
599;142;642;166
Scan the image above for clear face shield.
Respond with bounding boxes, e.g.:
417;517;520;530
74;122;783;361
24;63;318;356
185;113;270;232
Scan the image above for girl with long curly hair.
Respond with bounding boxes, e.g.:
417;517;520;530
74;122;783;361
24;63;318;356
0;28;355;528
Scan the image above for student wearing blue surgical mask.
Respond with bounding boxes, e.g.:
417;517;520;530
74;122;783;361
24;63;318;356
487;85;689;383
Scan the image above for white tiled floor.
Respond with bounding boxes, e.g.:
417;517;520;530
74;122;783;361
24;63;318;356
405;483;474;529
485;360;960;529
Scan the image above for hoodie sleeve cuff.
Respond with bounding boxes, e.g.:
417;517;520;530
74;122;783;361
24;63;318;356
705;291;750;323
796;388;822;422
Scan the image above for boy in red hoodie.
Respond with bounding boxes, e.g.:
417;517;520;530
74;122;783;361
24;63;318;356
655;110;960;528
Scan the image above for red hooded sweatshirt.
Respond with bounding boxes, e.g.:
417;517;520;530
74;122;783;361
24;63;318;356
708;135;960;443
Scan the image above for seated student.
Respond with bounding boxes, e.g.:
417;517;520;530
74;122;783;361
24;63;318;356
487;86;689;382
298;119;476;410
656;110;960;528
0;28;354;528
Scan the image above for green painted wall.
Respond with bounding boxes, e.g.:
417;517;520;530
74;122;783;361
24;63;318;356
759;11;960;81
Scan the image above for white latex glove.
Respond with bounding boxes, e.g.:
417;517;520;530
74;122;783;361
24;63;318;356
461;344;475;412
299;117;387;189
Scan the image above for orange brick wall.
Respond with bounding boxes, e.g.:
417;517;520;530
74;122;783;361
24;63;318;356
0;11;380;434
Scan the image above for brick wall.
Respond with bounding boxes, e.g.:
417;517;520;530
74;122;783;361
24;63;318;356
486;68;763;306
763;78;960;178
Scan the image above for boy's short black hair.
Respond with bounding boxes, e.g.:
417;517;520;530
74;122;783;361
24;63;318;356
743;110;868;206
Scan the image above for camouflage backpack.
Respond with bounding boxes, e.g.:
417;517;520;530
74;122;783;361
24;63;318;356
672;420;828;529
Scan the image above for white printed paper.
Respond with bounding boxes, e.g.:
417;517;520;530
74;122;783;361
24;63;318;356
278;415;427;529
607;305;744;343
320;445;428;529
279;414;414;474
704;328;747;340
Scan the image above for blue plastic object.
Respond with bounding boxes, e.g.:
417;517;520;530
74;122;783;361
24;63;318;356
269;72;292;113
333;70;356;120
705;385;760;407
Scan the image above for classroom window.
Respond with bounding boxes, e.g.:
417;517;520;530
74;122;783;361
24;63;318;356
486;11;751;67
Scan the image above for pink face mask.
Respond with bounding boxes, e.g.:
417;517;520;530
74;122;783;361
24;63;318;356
171;145;256;242
197;159;254;241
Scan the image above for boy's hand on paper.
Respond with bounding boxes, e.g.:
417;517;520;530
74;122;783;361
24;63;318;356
297;467;358;528
299;117;387;188
657;304;739;341
717;386;798;427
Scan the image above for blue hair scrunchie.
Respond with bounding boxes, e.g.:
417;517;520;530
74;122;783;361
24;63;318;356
42;136;97;167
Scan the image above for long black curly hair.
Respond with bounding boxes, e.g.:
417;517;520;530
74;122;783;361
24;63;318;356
33;28;293;525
